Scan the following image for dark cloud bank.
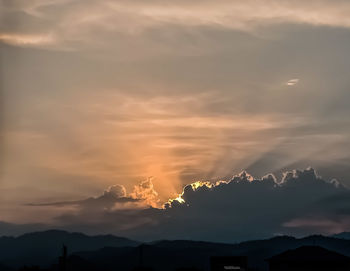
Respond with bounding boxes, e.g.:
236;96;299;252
3;168;350;242
26;184;139;210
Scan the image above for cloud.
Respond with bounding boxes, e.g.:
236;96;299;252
103;184;127;198
3;0;350;50
27;184;139;210
165;167;341;208
128;168;347;242
20;168;350;242
130;177;160;208
2;0;350;238
283;215;350;235
2;2;350;209
286;78;299;86
0;33;56;46
27;179;162;212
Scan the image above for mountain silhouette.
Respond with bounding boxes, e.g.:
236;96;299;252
0;230;139;268
266;246;350;271
2;231;350;270
72;235;350;271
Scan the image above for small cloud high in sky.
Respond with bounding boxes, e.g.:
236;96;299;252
1;0;350;241
287;78;300;86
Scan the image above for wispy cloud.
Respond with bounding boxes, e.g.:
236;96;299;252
0;33;56;46
3;0;350;50
286;78;300;86
27;179;161;209
2;0;350;231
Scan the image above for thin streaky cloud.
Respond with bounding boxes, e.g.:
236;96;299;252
287;78;300;86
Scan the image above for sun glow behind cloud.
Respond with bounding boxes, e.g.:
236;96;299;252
1;84;348;224
6;92;286;194
1;0;350;229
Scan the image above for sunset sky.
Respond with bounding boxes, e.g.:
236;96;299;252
1;0;350;240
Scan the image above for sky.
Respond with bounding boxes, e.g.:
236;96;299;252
1;0;350;241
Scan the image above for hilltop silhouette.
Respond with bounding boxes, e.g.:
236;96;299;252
267;246;350;271
0;230;139;268
2;231;350;270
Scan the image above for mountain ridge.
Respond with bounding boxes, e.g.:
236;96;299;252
0;229;140;268
2;230;350;270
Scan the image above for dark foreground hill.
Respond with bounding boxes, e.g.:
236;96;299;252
0;230;139;268
73;235;350;271
2;231;350;270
